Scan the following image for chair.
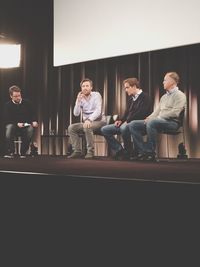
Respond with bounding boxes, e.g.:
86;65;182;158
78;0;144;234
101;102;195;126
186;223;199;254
14;136;22;156
79;115;118;156
93;115;118;156
158;109;186;159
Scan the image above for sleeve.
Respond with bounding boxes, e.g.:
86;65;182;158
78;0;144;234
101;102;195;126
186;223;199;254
147;105;161;119
119;99;131;122
159;93;186;119
73;101;82;116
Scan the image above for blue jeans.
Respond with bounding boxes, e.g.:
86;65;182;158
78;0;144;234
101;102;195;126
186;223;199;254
128;118;179;155
101;123;132;154
5;124;34;155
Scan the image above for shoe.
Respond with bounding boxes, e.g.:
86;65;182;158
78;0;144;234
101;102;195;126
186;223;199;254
130;153;146;161
114;149;129;161
4;153;14;159
142;153;156;162
67;152;83;159
85;153;94;159
20;155;26;158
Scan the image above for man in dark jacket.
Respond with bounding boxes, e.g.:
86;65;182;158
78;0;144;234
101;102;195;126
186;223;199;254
101;77;151;160
3;85;38;158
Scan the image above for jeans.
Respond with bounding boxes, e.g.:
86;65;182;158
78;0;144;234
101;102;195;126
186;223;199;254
101;123;132;154
5;124;34;155
128;118;179;155
68;121;106;154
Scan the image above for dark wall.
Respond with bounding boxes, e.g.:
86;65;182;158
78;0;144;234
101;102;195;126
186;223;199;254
0;0;200;157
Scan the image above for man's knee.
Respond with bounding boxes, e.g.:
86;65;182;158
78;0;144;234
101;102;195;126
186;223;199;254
146;119;158;130
5;124;15;138
68;124;75;133
128;121;142;131
101;125;109;135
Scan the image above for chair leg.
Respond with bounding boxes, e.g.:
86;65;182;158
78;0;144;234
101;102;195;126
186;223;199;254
166;135;169;158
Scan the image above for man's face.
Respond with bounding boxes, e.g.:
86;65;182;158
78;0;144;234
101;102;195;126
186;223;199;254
163;74;176;90
124;82;136;96
81;81;92;96
11;91;22;103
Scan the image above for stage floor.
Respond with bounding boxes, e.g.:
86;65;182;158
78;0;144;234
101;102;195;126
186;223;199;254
0;155;199;184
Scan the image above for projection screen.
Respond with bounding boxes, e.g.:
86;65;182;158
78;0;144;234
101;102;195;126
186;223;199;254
54;0;200;66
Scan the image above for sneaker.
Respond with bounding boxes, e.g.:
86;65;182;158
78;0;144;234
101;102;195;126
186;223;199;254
142;153;156;162
84;153;94;159
4;153;14;159
67;152;83;159
20;155;26;158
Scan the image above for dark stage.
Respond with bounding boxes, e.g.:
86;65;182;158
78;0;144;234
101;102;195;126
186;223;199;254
0;155;200;184
1;155;200;266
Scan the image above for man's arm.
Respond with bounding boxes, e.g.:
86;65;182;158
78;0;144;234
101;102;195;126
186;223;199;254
73;92;83;116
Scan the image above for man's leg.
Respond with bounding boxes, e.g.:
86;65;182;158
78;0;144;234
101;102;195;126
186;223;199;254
146;118;179;155
120;123;133;157
5;124;16;156
84;121;106;158
20;126;34;156
101;124;123;153
128;120;147;156
68;123;84;156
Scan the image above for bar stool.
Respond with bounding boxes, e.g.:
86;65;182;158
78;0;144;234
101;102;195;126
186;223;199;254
14;136;22;155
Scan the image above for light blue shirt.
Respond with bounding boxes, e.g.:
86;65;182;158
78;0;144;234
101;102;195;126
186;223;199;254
73;91;104;122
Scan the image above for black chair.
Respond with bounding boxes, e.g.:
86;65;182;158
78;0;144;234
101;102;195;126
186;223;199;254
93;115;119;156
158;109;186;159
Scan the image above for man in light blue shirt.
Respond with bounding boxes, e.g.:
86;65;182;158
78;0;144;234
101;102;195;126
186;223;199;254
68;78;106;159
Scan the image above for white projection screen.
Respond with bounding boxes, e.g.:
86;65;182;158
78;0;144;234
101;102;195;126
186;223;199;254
54;0;200;67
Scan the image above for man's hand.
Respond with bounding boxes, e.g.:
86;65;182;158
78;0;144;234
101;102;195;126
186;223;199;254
32;121;38;128
114;120;122;127
144;117;150;124
76;91;85;103
17;123;24;128
83;120;91;128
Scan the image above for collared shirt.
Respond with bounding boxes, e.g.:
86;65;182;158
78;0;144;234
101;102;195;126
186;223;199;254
166;86;178;95
73;91;104;122
12;99;22;104
132;89;142;101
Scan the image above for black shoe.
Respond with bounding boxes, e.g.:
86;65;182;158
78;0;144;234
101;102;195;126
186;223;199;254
143;153;156;162
114;149;129;161
130;153;146;161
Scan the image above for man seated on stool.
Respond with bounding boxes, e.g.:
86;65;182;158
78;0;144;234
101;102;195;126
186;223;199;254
67;78;106;159
101;77;152;160
128;72;187;161
3;85;38;158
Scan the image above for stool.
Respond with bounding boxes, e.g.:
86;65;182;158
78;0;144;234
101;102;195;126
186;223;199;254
14;136;22;155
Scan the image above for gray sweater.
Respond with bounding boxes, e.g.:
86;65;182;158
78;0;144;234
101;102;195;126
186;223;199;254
148;88;186;123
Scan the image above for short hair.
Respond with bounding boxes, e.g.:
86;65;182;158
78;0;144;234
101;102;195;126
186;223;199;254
166;72;180;84
80;78;93;87
123;78;140;88
9;85;21;96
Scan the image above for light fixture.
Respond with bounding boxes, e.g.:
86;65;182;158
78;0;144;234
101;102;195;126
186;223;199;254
0;33;21;68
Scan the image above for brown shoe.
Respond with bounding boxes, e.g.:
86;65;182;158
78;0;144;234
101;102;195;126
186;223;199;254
67;152;83;159
84;153;94;159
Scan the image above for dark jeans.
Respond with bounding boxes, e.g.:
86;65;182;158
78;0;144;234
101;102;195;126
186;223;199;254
5;124;34;155
101;123;133;155
128;118;179;155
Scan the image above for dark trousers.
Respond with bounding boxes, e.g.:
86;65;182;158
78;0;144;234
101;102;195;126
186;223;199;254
5;124;34;155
